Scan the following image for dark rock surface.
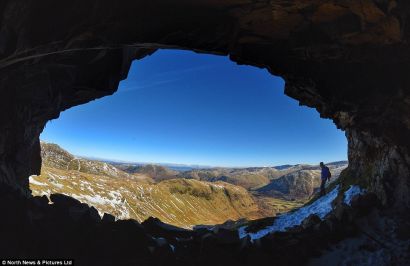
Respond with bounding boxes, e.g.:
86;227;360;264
1;0;410;264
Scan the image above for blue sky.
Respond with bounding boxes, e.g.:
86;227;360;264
41;50;347;167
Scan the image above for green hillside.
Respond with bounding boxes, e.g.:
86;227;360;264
31;142;343;228
30;166;263;228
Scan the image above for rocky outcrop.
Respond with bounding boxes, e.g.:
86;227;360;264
40;142;134;179
343;129;410;208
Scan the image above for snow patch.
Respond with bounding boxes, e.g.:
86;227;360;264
52;183;64;189
81;194;115;205
344;185;366;206
97;210;105;218
211;184;225;189
48;172;68;180
67;192;130;220
239;186;340;240
29;176;48;186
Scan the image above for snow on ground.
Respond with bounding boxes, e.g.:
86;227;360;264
117;199;131;219
343;185;366;206
51;183;64;189
211;183;225;189
48;172;68;180
81;194;116;205
29;176;47;186
239;186;340;240
108;190;122;199
67;192;130;220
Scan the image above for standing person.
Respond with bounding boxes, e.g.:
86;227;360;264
319;162;331;196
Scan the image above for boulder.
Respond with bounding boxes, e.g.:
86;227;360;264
215;228;240;244
301;214;322;230
102;213;116;223
142;217;191;239
50;193;84;208
351;193;380;214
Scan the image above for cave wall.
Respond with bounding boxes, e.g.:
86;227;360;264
0;0;410;208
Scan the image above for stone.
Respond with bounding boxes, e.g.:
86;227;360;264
301;214;322;229
68;204;90;222
334;205;352;223
87;206;102;222
102;213;116;223
154;237;168;247
239;235;251;251
215;228;240;244
142;216;191;239
50;193;84;208
351;193;380;213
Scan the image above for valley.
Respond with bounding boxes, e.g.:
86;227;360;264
30;142;347;229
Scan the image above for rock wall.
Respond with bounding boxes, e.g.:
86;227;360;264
0;0;410;209
345;129;410;208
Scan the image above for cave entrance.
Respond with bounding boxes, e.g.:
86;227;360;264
30;49;348;229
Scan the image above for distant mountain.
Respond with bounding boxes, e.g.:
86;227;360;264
273;164;294;170
115;163;178;182
179;168;282;190
40;142;137;180
178;162;348;193
165;165;207;171
327;161;349;167
256;170;322;200
106;161;212;172
256;163;348;200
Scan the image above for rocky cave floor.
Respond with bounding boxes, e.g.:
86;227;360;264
1;183;409;266
308;209;410;265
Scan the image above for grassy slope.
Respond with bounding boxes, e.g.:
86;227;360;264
41;142;137;179
251;194;303;217
33;142;323;228
179;169;272;190
30;167;268;228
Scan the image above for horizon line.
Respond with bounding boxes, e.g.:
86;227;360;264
40;140;348;169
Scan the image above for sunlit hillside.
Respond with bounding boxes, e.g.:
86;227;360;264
30;142;345;228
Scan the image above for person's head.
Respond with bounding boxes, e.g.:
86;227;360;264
320;162;324;168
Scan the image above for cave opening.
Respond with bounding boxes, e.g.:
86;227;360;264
2;0;410;263
1;1;409;263
30;49;348;229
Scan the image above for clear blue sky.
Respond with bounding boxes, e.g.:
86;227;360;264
41;49;347;167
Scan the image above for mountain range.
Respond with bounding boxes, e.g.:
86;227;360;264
31;142;347;228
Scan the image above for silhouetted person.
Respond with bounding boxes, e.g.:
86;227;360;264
319;162;331;196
